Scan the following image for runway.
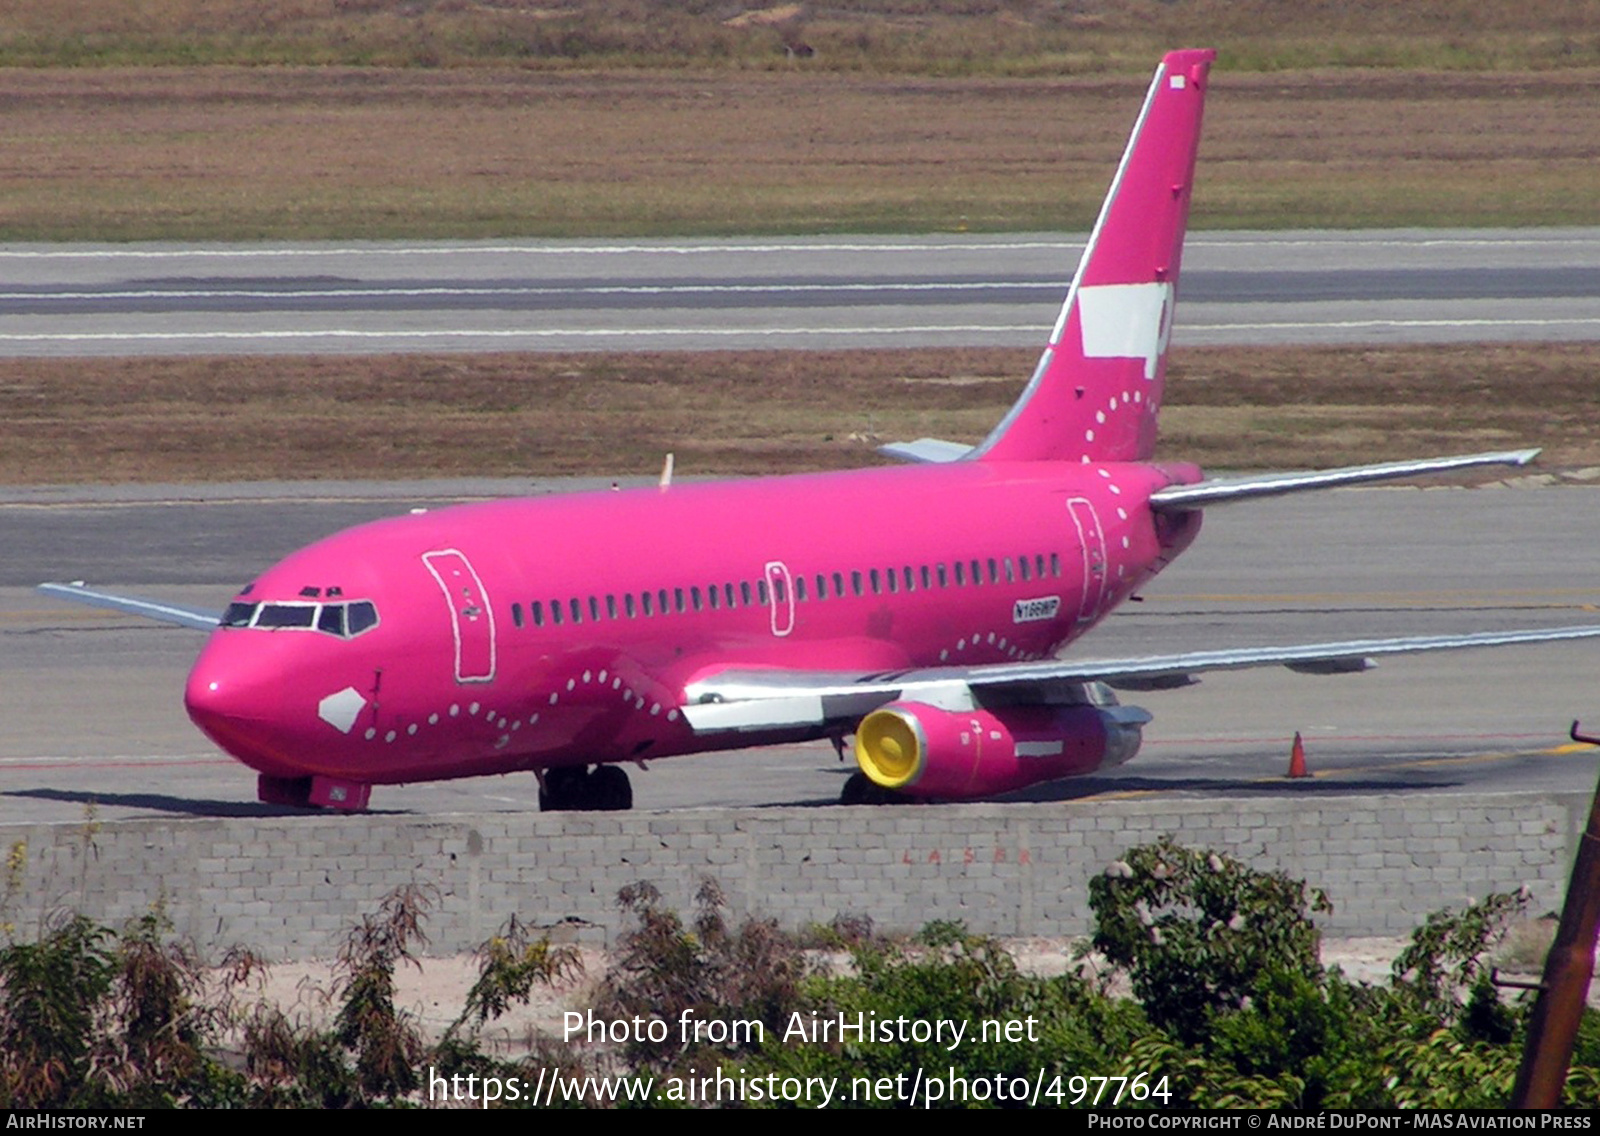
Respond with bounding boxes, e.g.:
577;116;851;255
6;478;1599;824
4;227;1600;824
1;228;1597;355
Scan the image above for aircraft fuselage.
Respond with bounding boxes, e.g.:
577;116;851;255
184;459;1203;792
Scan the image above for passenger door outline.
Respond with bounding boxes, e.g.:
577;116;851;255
422;549;497;683
765;560;795;638
1067;498;1108;624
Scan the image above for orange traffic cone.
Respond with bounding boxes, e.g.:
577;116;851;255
1286;731;1310;779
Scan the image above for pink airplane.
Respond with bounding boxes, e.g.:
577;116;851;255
41;49;1600;811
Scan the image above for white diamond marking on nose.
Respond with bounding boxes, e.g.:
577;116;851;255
317;686;366;735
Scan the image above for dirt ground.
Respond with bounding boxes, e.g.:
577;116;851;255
3;66;1598;240
8;343;1600;484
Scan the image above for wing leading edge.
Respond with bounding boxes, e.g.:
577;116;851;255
37;582;221;632
1151;449;1539;510
680;623;1600;734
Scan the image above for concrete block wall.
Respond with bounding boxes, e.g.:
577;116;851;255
0;791;1581;960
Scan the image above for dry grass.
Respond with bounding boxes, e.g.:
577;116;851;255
2;66;1597;242
4;343;1599;485
1;1;1596;73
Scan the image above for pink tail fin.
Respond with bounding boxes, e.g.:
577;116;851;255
974;48;1215;464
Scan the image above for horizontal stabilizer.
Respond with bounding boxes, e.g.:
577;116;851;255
37;582;220;631
877;438;974;464
1150;449;1540;511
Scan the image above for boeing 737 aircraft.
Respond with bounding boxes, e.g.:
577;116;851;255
40;49;1600;811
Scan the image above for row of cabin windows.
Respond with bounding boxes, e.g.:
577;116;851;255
509;552;1064;630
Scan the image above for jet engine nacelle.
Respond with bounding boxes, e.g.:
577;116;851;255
854;700;1147;801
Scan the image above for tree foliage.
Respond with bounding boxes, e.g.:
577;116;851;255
2;845;1598;1108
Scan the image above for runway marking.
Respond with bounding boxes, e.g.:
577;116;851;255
0;241;1082;260
0;324;1043;344
0;234;1593;261
0;281;1058;302
1193;316;1600;332
5;315;1595;349
1138;588;1600;608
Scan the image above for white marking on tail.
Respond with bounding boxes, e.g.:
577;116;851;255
1078;282;1174;380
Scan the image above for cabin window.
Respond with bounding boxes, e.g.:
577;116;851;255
936;564;948;588
757;579;770;605
921;565;932;590
725;583;737;608
773;576;787;603
511;603;524;629
740;582;753;606
973;559;984;584
550;601;564;626
851;571;863;597
624;594;636;618
1003;557;1015;583
1035;554;1046;579
531;601;544;627
569;598;582;624
1019;556;1031;582
1051;552;1062;577
641;592;654;617
589;596;600;621
674;587;685;614
954;562;965;586
658;589;669;614
691;586;703;612
885;567;897;594
707;585;720;611
869;569;881;595
607;594;618;619
795;576;807;602
904;566;915;592
832;572;844;598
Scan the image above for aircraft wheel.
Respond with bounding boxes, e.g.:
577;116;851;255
588;765;633;811
840;771;900;806
538;766;591;812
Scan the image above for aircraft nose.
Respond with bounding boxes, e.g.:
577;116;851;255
184;636;300;778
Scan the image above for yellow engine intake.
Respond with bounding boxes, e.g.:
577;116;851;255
855;707;926;789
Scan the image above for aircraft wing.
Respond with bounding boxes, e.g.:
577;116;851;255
1149;449;1539;511
37;582;221;632
679;624;1600;734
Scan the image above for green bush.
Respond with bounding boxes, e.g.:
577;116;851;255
1088;835;1332;1044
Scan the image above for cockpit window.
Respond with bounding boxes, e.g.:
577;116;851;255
221;602;258;628
347;602;378;636
219;599;379;639
317;604;345;637
255;604;317;629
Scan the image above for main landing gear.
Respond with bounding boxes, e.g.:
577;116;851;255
538;764;634;812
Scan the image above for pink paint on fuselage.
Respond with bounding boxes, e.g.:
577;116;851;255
184;458;1202;787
